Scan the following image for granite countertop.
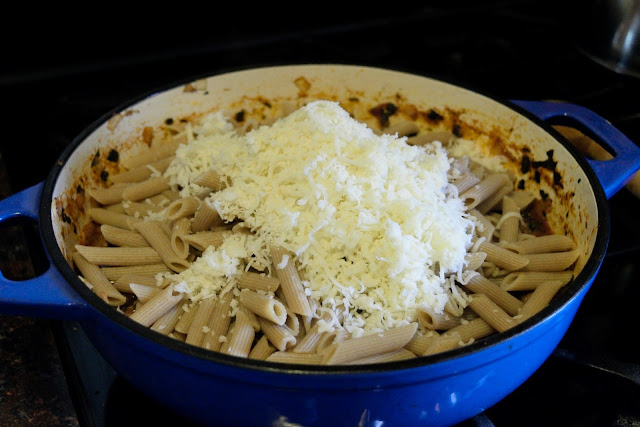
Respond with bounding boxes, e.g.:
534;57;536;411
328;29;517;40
0;153;79;426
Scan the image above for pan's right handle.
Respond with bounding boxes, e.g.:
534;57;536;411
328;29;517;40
511;100;640;199
0;182;88;319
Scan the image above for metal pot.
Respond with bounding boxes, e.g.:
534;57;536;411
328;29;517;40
1;64;639;427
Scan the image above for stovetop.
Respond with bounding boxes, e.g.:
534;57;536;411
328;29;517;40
1;2;639;426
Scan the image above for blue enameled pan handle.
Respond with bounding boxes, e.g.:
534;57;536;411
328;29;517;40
0;182;87;319
511;100;640;199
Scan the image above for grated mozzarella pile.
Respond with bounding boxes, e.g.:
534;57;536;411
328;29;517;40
165;100;475;336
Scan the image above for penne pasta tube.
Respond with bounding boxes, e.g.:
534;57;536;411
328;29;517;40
166;196;200;220
122;176;171;202
185;298;217;347
454;172;481;195
346;348;416;364
322;323;417;365
237;271;280;293
501;271;574;292
89;207;141;230
467;294;516;333
201;292;233;352
256;316;297;352
170;217;192;259
469;209;496;241
86;183;130;206
150;304;183;335
237;303;261;332
464;252;486;272
266;352;325;365
100;224;150;247
100;264;171;281
129;283;184;327
111;156;175;184
270;246;313;316
416;306;462;331
248;335;276;360
134;220;191;272
478;241;529;271
72;252;126;306
520;249;580;272
422;332;463;356
104;202;126;213
193;169;225;191
112;274;158;293
191;201;223;232
239;290;287;325
464;273;523;316
174;303;199;335
182;230;227;252
498;195;520;244
224;311;255;358
444;318;496;343
129;283;160;303
460;173;511;210
476;184;512;214
404;331;440;356
74;245;162;266
122;139;182;169
503;234;575;255
517;280;564;322
122;201;165;218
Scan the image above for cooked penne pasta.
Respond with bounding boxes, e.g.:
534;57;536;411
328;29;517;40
460;173;511;210
101;224;150;248
224;311;256;358
185;298;218;346
503;235;575;255
89;208;141;230
134;221;191;272
322;323;417;365
100;264;171;281
444;318;496;343
72;252;126;306
501;271;574;291
111;156;175;184
201;292;233;352
113;274;159;293
74;245;162;266
478;241;529;271
266;351;325;365
122;177;171;202
464;273;523;316
193;169;225;191
468;294;515;333
517;280;564;322
150;304;183;335
256;316;297;352
86;183;130;206
166;196;200;220
191;201;224;232
129;283;184;327
422;332;463;356
416;305;462;331
248;335;276;360
122;139;183;169
237;271;280;293
182;230;227;252
270;246;313;317
129;283;160;303
521;249;580;272
239;290;287;325
170;217;192;259
498;195;520;244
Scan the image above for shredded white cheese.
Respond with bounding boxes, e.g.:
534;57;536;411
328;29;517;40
164;100;476;336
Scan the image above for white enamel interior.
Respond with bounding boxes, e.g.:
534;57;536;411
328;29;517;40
50;64;599;276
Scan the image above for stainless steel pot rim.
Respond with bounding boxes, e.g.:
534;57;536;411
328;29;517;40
38;63;611;375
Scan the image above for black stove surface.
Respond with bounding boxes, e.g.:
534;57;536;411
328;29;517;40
2;2;639;426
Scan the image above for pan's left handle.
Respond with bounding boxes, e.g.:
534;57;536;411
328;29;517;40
0;182;88;319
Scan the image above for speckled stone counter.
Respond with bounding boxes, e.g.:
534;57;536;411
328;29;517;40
0;315;78;426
